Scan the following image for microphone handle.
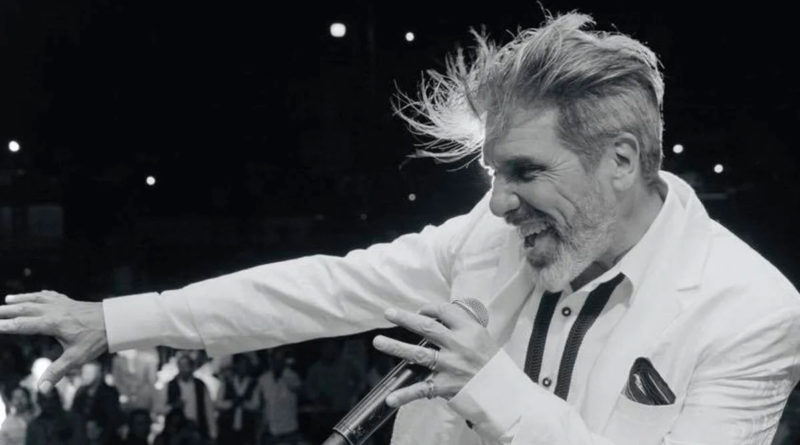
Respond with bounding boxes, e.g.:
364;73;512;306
328;338;435;445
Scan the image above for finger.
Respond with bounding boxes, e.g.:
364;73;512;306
373;335;444;370
386;380;434;408
37;349;80;393
384;308;451;346
4;292;46;304
0;303;38;319
0;317;45;335
418;303;475;330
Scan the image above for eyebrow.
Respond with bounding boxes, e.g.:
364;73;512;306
495;156;546;172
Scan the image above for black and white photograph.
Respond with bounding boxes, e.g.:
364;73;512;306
0;1;798;444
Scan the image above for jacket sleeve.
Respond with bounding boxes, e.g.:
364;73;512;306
103;194;490;356
448;310;800;445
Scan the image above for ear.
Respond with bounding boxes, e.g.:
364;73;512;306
607;132;640;191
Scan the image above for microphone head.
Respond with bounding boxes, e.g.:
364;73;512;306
451;298;489;328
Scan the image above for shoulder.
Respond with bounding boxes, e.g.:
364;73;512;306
701;221;799;315
681;220;800;354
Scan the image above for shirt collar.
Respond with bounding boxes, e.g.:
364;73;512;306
563;177;680;299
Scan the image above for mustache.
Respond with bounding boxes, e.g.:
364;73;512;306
504;205;553;227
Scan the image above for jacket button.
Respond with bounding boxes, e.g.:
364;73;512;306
561;307;572;316
542;377;552;387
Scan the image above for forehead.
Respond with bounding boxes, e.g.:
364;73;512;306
483;108;566;168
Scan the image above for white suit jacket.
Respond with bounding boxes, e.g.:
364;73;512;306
104;171;800;444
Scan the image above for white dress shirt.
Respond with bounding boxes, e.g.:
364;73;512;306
502;183;672;409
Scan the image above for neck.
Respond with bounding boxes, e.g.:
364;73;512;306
570;181;665;290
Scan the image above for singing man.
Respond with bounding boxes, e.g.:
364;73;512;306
2;12;798;445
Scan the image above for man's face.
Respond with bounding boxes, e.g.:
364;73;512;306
81;362;102;386
485;108;617;291
10;388;30;412
177;356;194;378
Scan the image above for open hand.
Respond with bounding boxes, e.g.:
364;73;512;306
0;290;108;392
372;303;500;407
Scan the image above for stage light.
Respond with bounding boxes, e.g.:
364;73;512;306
360;213;368;221
8;140;20;153
146;176;156;186
23;268;32;277
408;193;416;202
672;144;684;154
405;32;415;42
330;23;346;38
713;164;724;174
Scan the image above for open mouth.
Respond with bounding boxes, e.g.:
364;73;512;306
523;226;554;248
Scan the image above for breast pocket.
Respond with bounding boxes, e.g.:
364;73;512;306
603;395;683;445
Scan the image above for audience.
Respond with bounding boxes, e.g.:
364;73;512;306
153;408;186;445
121;409;152;445
112;349;159;413
55;367;83;411
25;388;86;445
157;353;217;441
86;417;121;445
0;386;35;445
71;360;124;442
304;339;366;443
257;347;302;445
10;333;800;445
216;354;259;445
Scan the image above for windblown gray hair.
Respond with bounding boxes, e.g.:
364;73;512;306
393;12;665;187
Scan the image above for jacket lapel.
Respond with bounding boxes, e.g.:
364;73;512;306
581;173;713;431
484;229;536;345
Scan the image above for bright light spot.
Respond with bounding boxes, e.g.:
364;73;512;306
672;144;684;154
330;23;346;38
31;358;52;383
713;164;724;174
405;32;415;42
408;193;416;202
146;176;156;186
8;140;20;153
360;213;368;221
23;268;32;277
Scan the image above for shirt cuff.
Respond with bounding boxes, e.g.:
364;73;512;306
103;291;204;352
448;348;567;441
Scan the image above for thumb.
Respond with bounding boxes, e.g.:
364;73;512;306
37;349;80;393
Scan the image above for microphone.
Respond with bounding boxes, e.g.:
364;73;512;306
322;298;490;445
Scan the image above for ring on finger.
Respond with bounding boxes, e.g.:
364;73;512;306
430;349;440;371
425;378;436;400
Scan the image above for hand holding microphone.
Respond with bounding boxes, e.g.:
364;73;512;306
323;298;497;445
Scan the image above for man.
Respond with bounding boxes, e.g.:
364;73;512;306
120;409;152;445
215;354;259;445
111;348;158;412
156;353;217;441
304;340;366;443
70;360;124;442
256;347;302;444
1;12;799;445
25;388;87;445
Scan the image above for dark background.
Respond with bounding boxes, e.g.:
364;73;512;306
0;0;797;299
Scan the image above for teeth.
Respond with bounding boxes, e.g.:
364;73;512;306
519;224;546;238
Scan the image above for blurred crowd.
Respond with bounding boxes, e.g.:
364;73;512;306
0;335;398;445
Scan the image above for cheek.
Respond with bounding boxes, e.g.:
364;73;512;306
519;182;580;226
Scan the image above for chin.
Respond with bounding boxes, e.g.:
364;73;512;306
529;246;597;292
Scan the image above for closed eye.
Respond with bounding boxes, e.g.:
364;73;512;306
511;166;543;182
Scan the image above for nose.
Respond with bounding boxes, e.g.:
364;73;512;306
489;177;520;218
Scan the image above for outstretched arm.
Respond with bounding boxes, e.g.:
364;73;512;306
0;193;492;395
